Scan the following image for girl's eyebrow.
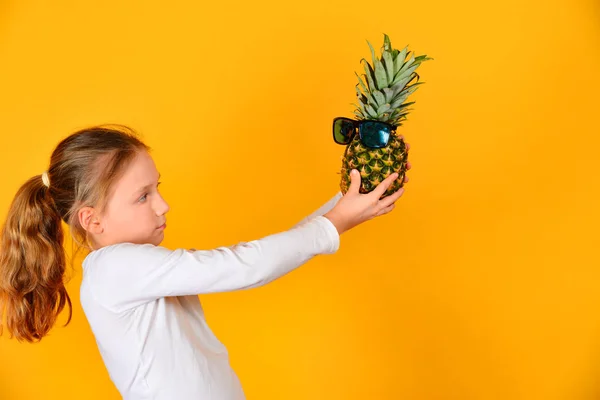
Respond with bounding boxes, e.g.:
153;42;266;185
133;173;161;196
134;184;152;195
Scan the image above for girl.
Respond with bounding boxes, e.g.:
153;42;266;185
0;124;408;399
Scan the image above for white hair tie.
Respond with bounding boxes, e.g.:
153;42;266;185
41;171;50;188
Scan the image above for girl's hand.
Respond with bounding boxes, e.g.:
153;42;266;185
324;139;410;235
324;168;407;235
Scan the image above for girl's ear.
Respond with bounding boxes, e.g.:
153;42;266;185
78;206;103;235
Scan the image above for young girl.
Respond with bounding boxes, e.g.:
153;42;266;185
0;124;408;399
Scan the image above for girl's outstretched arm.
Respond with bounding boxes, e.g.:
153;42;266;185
82;214;340;313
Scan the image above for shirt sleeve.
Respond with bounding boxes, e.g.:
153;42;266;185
84;214;340;313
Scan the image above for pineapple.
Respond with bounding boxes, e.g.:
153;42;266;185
339;34;431;197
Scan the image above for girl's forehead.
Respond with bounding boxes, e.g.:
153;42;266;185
112;152;159;191
127;151;158;177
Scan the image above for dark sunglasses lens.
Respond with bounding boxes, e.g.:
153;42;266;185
361;121;392;148
334;119;355;144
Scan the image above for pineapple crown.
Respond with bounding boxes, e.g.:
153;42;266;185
353;34;432;127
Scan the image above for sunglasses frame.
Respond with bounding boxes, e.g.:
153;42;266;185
332;117;397;149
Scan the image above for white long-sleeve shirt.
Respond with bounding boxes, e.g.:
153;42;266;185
80;192;343;400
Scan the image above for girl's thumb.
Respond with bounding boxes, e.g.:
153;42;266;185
348;169;361;193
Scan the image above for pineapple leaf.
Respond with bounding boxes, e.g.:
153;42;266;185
355;79;372;105
374;59;388;90
401;53;416;72
394;46;408;73
357;96;369;108
353;110;366;119
391;100;416;110
391;93;410;108
408;72;420;85
395;107;414;115
353;98;366;112
392;54;415;84
367;40;378;70
399;84;420;96
355;73;369;93
394;63;419;85
355;86;367;104
383;88;395;103
352;104;366;115
367;39;388;89
392;114;409;123
355;73;378;108
391;76;413;94
383;34;392;52
390;78;419;102
390;99;407;110
372;90;386;107
392;94;416;109
415;55;433;63
360;59;377;92
365;104;378;119
377;103;391;115
398;82;424;97
383;50;395;85
393;113;412;122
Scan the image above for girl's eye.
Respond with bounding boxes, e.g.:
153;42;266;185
139;193;148;202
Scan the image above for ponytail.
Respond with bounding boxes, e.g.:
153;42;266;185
0;174;71;342
1;124;149;342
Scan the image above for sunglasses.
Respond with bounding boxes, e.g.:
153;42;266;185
332;117;397;149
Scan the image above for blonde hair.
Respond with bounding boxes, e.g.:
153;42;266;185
0;124;149;342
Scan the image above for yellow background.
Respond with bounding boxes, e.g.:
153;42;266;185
1;0;599;399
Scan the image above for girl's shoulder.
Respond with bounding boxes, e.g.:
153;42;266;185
83;242;174;270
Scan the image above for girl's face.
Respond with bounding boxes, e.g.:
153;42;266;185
93;150;170;248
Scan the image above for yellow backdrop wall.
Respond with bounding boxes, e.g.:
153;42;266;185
1;0;599;399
